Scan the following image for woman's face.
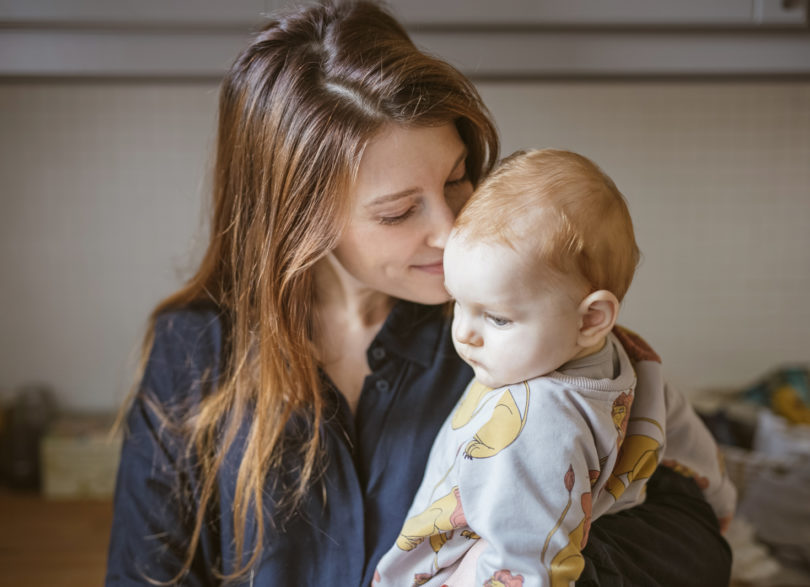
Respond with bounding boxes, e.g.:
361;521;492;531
331;123;472;304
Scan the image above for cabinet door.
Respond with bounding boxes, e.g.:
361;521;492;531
0;0;267;26
387;0;809;27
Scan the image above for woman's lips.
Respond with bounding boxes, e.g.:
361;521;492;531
413;261;444;275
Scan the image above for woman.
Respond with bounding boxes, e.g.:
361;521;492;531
106;2;730;585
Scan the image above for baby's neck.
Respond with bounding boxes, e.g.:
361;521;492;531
570;336;607;362
557;335;617;380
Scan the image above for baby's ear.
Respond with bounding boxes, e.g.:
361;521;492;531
577;290;620;347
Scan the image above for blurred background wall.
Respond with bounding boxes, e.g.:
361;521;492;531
1;1;809;410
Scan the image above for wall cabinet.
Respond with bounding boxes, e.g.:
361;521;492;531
1;0;808;78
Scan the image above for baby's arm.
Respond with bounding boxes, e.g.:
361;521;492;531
661;382;737;531
456;382;608;587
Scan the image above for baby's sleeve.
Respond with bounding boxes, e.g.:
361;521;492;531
456;382;610;587
661;382;737;529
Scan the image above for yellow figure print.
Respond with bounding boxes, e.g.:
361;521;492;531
605;434;661;501
452;380;494;429
611;391;633;444
544;468;592;586
548;517;587;587
429;530;453;554
464;382;530;460
396;487;467;552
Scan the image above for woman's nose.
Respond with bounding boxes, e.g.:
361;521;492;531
425;197;456;249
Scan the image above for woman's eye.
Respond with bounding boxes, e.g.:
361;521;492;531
445;173;469;188
378;206;417;225
445;174;472;213
486;314;512;327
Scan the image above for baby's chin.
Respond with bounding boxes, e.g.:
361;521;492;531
471;368;509;390
472;366;541;389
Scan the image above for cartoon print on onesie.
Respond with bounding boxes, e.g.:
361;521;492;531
545;467;596;587
380;331;657;586
390;380;531;584
545;393;630;586
604;327;663;503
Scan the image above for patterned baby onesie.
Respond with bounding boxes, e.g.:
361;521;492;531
372;328;736;587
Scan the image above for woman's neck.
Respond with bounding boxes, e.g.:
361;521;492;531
313;254;394;328
312;255;395;413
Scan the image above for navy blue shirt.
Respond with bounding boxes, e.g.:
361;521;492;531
106;301;730;586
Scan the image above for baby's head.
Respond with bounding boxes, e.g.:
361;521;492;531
444;149;640;388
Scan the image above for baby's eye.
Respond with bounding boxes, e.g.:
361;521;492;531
486;314;512;327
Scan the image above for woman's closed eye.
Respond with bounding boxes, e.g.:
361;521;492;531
445;173;472;214
377;205;418;225
445;173;469;188
445;153;469;188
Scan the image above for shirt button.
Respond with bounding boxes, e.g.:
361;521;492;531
376;379;390;392
371;346;386;361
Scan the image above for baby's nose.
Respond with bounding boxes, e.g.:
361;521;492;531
454;319;483;347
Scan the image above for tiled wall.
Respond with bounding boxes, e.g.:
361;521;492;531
478;82;810;396
1;81;808;409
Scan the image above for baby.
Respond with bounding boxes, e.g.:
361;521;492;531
373;149;735;586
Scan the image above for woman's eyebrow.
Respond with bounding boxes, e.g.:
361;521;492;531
364;147;468;208
365;187;420;208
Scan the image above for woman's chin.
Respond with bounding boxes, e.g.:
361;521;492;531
400;286;451;306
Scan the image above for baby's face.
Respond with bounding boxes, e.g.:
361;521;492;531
444;233;587;388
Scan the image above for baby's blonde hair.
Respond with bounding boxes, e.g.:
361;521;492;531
454;149;640;301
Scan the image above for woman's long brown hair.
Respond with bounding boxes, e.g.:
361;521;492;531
130;0;498;582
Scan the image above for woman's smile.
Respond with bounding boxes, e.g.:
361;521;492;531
412;260;444;275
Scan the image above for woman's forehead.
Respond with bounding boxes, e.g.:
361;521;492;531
351;123;466;203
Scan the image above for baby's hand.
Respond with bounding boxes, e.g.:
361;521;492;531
442;538;488;586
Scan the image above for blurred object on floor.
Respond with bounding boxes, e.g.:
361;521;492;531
728;515;810;587
0;384;57;489
696;365;810;585
41;412;121;499
743;365;810;425
752;405;810;459
723;438;810;575
696;397;758;450
727;516;782;585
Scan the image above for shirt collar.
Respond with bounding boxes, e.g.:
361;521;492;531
373;300;449;368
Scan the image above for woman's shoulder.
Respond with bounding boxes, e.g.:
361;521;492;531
140;303;227;406
152;303;225;352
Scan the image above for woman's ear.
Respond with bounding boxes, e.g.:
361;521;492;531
577;290;620;348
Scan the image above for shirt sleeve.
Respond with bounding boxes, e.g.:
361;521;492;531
456;382;607;587
105;311;221;586
661;382;737;526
